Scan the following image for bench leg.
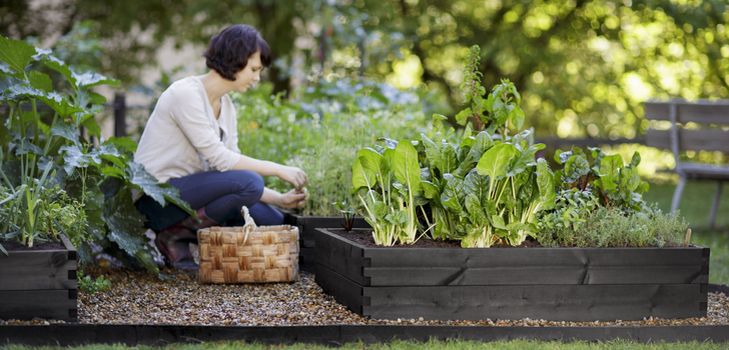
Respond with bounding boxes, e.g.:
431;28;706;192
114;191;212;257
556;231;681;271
671;177;686;214
709;182;723;229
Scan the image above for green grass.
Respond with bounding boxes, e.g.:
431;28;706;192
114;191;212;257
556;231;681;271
643;180;729;285
1;340;728;350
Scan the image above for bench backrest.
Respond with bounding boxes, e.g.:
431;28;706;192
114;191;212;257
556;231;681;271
644;101;729;161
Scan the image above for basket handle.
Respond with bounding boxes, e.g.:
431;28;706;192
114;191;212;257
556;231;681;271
241;206;257;244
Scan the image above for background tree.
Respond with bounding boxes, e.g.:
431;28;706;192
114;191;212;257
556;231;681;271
2;0;727;138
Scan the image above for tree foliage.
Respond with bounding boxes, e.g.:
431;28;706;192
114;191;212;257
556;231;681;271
3;0;727;137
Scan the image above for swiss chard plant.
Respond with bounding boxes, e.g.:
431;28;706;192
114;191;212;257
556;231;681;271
352;139;431;246
0;35;191;271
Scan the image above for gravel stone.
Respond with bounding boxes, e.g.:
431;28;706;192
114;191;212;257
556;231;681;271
3;268;728;327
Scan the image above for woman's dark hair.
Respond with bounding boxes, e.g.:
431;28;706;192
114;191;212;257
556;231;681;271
204;24;272;81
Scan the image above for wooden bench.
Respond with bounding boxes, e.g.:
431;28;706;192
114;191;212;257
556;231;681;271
644;100;729;228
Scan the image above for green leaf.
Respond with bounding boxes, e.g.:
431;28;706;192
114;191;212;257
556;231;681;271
441;173;463;213
465;193;488;225
536;158;556;210
455;108;472;126
51;120;80;144
36;52;74;86
127;162;194;215
596;154;622;192
563;153;590;183
421;180;439;199
392;140;421;195
0;36;35;74
72;71;119;88
28;71;53;92
105;137;138;153
60;144;90;174
476;143;520;180
102;186;148;259
352;147;382;190
463;169;489;203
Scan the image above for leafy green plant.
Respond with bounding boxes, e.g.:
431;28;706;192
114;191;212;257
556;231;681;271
352;140;431;246
78;270;112;294
0;35;191;271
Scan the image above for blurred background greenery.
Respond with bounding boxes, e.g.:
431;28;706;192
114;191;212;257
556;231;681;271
3;0;728;139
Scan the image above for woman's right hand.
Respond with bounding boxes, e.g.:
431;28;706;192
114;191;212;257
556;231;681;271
277;165;308;189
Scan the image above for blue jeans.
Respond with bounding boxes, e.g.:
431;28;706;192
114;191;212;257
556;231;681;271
136;170;283;231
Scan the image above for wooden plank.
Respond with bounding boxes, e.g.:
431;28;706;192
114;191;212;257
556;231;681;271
645;101;729;124
314;264;363;315
363;246;706;269
0;250;77;290
646;129;729;152
0;290;77;321
364;264;706;286
313;228;367;285
363;284;705;321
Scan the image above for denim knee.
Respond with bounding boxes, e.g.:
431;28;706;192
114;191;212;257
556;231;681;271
229;170;264;202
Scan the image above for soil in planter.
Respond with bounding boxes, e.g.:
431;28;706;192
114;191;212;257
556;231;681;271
331;229;541;248
0;239;64;251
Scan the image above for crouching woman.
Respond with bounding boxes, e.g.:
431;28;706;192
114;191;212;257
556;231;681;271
134;24;307;269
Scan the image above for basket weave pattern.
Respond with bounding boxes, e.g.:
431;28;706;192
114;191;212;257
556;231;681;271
197;207;299;283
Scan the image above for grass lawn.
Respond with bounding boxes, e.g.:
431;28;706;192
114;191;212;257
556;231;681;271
643;180;729;285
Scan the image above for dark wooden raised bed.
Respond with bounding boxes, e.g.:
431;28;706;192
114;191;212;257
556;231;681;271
314;228;710;321
283;213;370;272
0;235;78;321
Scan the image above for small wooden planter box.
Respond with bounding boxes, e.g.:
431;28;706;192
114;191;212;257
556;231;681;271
0;235;78;321
283;213;369;272
314;228;710;321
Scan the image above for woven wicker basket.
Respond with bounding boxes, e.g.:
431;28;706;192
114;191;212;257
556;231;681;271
197;206;299;283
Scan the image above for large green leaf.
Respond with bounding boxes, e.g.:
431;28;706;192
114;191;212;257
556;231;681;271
392;140;421;195
440;173;463;213
51;120;80;145
463;169;489;203
102;186;148;263
421;180;439;199
476;143;519;180
536;158;556;211
0;36;35;74
465;193;488;225
3;82;82;117
352;147;381;190
60;144;90;174
596;154;622;192
72;71;120;88
27;71;53;92
562;153;590;183
127;162;194;215
34;50;75;86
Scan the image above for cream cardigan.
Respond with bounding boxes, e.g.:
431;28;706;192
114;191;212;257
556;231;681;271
134;76;242;183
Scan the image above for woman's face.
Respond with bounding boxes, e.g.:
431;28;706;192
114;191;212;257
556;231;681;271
233;51;263;92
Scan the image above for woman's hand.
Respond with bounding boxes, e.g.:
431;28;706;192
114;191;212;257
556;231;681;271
277;165;308;189
276;188;307;209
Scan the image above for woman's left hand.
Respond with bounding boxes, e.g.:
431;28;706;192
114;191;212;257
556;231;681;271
276;188;307;209
277;165;308;189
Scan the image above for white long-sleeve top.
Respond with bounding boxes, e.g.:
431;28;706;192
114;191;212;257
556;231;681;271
134;75;242;183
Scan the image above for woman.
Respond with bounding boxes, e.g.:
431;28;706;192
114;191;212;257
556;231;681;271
134;24;307;269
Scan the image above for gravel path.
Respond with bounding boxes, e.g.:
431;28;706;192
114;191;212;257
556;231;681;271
77;269;729;327
3;268;728;327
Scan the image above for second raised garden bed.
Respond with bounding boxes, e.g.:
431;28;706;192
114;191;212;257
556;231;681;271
0;235;78;321
284;213;370;272
314;228;710;321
